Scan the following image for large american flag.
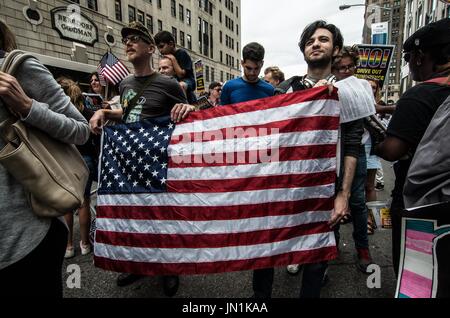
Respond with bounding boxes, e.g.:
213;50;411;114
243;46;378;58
97;52;129;85
94;87;340;276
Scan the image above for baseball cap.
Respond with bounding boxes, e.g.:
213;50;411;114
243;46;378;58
121;21;154;44
403;18;450;52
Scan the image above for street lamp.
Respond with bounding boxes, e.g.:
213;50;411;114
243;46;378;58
339;4;366;10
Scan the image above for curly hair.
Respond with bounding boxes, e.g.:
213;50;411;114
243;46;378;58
333;45;360;69
57;77;84;112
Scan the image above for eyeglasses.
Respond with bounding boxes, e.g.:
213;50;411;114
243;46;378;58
214;88;222;92
122;34;148;45
337;65;356;73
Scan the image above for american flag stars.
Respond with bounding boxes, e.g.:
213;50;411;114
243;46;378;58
98;118;175;194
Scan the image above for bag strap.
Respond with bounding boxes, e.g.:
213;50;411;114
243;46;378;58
122;73;156;122
0;50;35;76
423;77;450;86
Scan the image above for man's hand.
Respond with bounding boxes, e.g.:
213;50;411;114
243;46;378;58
329;191;351;228
313;79;334;96
0;71;33;117
171;103;195;123
89;109;105;135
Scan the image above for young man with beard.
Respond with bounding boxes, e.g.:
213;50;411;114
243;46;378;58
220;42;274;106
89;21;195;297
277;20;364;298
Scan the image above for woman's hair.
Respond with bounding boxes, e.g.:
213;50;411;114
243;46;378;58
333;45;360;70
0;19;18;52
57;77;84;112
89;72;107;96
366;76;382;102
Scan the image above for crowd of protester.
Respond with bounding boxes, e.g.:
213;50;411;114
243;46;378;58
0;15;449;298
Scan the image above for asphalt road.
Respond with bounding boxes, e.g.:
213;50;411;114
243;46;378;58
63;161;397;298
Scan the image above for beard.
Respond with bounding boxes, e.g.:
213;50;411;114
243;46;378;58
305;53;332;69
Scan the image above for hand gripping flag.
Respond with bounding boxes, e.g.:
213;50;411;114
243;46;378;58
94;86;340;276
97;52;130;85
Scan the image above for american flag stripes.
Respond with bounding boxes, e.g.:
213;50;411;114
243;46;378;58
94;87;340;276
97;52;130;85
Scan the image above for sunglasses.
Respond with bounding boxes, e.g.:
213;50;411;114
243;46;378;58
122;34;149;45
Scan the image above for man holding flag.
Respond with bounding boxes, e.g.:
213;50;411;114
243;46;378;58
89;21;195;296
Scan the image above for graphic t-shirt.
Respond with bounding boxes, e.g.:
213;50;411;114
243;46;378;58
119;72;187;123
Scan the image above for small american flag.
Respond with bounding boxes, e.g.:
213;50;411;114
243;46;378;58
94;87;340;276
97;52;129;85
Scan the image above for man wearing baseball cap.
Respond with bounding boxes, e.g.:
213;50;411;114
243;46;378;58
375;18;450;277
90;21;195;296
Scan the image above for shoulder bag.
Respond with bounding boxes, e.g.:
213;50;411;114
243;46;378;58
0;50;89;217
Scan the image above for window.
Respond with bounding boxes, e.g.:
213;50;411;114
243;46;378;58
172;27;178;44
208;1;213;15
211;67;215;82
221;71;224;82
205;66;210;82
219;11;222;23
157;0;162;9
158;20;163;32
171;0;176;17
236;6;239;18
115;0;122;21
186;9;191;25
210;25;214;59
187;34;192;50
128;5;136;23
146;15;153;34
137;10;144;25
236;24;239;36
179;4;184;22
180;31;185;47
219;31;222;43
220;50;223;63
87;0;98;11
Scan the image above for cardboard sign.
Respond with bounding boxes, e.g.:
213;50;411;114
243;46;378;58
195;60;205;94
355;44;395;89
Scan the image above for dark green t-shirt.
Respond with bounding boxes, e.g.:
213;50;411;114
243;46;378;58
120;72;187;123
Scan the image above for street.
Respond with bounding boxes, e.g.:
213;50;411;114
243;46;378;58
63;161;397;298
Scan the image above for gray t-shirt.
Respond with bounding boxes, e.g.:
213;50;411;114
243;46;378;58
120;72;187;123
0;56;89;269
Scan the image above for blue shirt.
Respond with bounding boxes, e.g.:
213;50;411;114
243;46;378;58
220;77;275;105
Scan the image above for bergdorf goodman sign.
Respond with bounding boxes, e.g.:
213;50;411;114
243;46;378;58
51;6;98;46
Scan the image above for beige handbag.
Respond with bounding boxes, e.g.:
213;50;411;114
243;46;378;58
0;50;89;217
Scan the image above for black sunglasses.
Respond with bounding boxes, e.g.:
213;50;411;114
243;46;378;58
122;34;150;45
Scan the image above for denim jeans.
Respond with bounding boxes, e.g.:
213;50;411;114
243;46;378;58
335;147;368;249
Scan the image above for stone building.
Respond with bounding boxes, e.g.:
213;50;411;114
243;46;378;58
0;0;242;91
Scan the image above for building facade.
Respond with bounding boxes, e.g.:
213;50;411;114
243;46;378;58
400;0;449;93
362;0;406;103
0;0;242;91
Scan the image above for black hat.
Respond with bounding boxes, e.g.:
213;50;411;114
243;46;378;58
121;21;154;44
403;18;450;52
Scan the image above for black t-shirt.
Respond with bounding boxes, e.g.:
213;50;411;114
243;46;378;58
174;49;196;89
387;80;450;204
120;72;187;123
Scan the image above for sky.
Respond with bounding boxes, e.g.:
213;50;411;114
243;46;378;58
241;0;367;78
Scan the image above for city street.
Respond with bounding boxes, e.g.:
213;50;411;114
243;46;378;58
63;161;397;298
